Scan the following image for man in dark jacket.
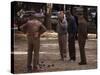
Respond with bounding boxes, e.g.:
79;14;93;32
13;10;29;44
66;10;77;62
20;15;46;72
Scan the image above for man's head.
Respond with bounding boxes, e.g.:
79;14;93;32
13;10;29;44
60;11;64;16
77;11;84;19
28;14;36;20
58;11;64;21
66;10;72;18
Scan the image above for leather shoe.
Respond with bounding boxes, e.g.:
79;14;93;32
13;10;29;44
78;62;87;65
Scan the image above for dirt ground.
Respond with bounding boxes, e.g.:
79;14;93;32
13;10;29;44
13;31;97;74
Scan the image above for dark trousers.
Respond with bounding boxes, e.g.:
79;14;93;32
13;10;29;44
58;34;67;59
78;35;87;63
27;34;40;69
68;33;76;60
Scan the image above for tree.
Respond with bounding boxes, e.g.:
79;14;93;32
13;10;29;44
83;6;88;21
45;3;53;30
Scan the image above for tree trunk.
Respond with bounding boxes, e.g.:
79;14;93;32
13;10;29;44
83;6;88;21
45;3;52;30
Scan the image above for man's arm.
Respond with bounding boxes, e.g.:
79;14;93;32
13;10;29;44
20;23;28;33
39;24;47;35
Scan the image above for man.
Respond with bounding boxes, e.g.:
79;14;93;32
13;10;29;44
77;12;87;65
57;11;68;61
66;10;77;62
20;15;46;72
72;11;79;40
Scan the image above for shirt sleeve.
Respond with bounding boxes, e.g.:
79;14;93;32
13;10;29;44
62;19;68;32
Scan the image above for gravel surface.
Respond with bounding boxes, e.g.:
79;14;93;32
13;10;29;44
13;32;97;74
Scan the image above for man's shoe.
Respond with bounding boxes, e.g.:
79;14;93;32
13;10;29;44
27;68;32;73
33;68;40;72
68;59;75;63
78;62;87;65
33;66;40;72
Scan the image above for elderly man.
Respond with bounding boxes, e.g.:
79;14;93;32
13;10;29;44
77;12;87;65
57;11;68;61
20;15;46;72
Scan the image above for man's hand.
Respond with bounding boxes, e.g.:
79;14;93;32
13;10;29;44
39;24;47;35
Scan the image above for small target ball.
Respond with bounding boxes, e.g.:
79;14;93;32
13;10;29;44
47;65;50;67
52;64;54;67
